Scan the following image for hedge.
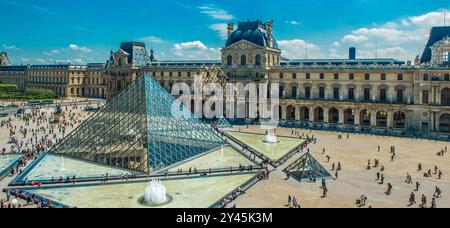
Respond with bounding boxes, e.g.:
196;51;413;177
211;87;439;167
0;84;19;93
0;88;57;100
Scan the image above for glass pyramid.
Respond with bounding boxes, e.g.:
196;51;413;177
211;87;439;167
284;153;332;182
215;117;232;129
51;74;225;173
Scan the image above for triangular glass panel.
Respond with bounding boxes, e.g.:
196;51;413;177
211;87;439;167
284;153;332;182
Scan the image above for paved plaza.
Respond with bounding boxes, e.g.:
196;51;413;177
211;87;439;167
1;102;449;208
230;126;449;208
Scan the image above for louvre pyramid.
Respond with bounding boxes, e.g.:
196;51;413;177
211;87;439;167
284;153;332;182
215;117;232;129
51;74;225;173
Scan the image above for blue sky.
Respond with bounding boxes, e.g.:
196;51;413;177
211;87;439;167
1;0;449;64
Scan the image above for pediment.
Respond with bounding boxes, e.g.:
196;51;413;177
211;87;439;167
224;40;264;50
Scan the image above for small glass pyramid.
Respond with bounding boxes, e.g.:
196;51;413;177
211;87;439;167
284;153;332;182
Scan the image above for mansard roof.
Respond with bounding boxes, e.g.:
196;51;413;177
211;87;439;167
420;26;450;63
226;20;278;49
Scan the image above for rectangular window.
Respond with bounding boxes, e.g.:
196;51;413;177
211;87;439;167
396;89;404;103
333;87;340;100
320;73;325;79
306;73;311;79
380;89;387;102
349;73;354;80
292;73;297;79
334;73;339;80
381;73;386;81
365;73;370;80
280;73;284;79
291;86;297;98
319;87;325;99
397;73;403;81
422;90;429;104
305;86;311;99
423;74;429;81
348;88;355;100
364;88;371;101
444;52;449;62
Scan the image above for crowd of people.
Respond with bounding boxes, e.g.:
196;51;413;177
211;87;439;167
0;101;98;208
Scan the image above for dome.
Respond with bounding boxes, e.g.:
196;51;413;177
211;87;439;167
225;20;278;49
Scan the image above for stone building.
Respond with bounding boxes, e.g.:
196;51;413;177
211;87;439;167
0;65;27;91
0;20;449;137
26;64;86;97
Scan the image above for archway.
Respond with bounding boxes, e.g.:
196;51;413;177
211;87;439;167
286;105;295;120
439;113;450;133
344;108;355;125
360;109;371;126
328;107;339;124
314;107;324;123
393;111;406;129
376;110;388;128
300;106;309;121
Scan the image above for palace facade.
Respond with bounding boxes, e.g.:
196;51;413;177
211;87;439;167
1;20;450;137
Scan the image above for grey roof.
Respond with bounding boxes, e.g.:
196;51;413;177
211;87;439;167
420;26;450;63
120;42;152;67
226;20;278;49
282;58;405;66
0;65;28;71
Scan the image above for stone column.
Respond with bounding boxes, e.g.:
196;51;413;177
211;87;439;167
354;109;361;130
295;105;301;121
309;107;314;122
387;111;394;129
371;110;377;127
338;108;345;125
323;107;329;123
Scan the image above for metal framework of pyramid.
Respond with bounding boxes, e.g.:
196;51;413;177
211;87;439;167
51;74;225;173
215;117;232;129
284;153;332;182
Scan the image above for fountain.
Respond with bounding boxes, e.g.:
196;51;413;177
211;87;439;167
263;129;278;144
138;179;172;206
60;156;66;171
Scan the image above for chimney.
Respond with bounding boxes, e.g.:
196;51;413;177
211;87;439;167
349;47;356;60
227;23;234;38
267;20;273;48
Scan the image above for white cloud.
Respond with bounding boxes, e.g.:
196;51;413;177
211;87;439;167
139;36;166;44
2;44;20;51
408;11;448;27
68;44;92;53
36;58;46;63
209;23;228;40
198;6;233;20
172;41;220;60
21;58;30;62
43;49;60;56
286;20;301;25
73;58;83;63
278;39;322;59
337;9;449;61
342;35;369;43
333;41;341;47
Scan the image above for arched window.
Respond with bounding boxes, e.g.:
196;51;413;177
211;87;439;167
442;88;450;106
241;55;247;66
439;113;450;133
255;55;261;66
393;111;406;129
227;55;232;66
